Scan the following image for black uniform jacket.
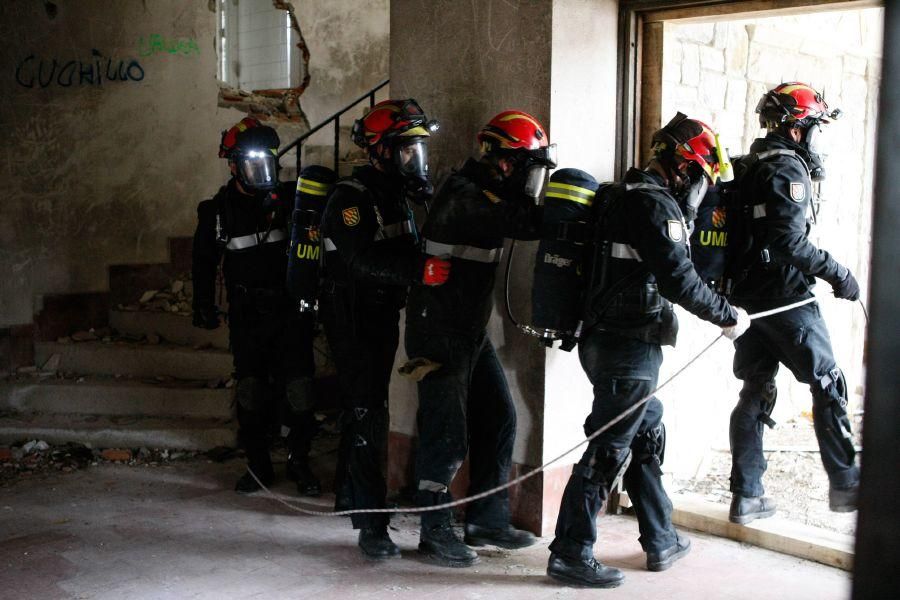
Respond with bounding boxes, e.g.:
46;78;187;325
406;158;543;339
320;165;424;312
732;134;847;304
588;168;736;333
192;179;294;311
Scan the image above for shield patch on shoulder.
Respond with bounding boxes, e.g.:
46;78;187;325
667;220;683;242
790;182;806;202
342;207;361;227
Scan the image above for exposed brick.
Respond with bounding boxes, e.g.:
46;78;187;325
0;447;12;461
101;449;132;462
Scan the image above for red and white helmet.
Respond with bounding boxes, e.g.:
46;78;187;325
351;99;437;149
477;110;557;167
652;113;728;184
756;82;842;129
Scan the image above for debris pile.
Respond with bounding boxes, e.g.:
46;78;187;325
117;274;195;315
0;439;205;486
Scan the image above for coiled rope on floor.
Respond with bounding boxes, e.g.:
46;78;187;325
247;297;821;517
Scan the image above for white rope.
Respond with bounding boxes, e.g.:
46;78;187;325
246;299;815;517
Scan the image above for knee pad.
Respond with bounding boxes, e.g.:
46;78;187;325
735;379;778;429
285;376;315;414
813;368;855;458
235;377;267;412
633;423;666;476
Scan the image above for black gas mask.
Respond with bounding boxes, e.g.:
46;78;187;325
675;161;710;232
503;144;558;203
801;121;830;182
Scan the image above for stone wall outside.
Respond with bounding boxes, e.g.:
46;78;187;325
659;8;882;476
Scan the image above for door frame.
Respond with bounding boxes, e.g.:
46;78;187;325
615;0;883;176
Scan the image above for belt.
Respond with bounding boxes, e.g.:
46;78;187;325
424;239;503;263
226;229;287;251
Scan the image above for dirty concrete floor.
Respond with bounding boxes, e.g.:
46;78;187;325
0;460;851;600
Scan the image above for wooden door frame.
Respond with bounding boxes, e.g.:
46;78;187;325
615;0;884;177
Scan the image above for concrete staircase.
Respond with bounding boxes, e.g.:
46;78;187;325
2;237;239;451
0;331;236;450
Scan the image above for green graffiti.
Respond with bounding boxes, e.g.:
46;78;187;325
138;34;200;57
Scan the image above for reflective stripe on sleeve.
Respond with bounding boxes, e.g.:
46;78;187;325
424;239;503;263
226;229;287;250
610;242;642;262
753;204;767;219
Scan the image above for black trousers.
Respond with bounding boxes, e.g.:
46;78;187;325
228;290;317;461
730;300;858;497
320;288;399;529
550;330;676;560
405;330;517;530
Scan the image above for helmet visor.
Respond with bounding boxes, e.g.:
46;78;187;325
524;164;549;200
237;151;278;190
395;139;429;179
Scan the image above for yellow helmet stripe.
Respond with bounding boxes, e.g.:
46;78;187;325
546;191;593;206
498;112;542;130
779;83;814;95
398;126;430;137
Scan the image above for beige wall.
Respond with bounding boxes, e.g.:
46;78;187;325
542;0;620;466
660;8;882;477
0;0;311;327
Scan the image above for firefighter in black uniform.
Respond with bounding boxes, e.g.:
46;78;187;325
546;115;750;588
727;83;860;525
192;117;322;496
319;99;449;559
405;110;556;567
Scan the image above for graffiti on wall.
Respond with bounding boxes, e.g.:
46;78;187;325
15;49;144;88
138;34;200;57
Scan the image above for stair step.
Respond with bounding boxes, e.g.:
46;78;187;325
109;309;229;350
0;379;232;419
35;341;232;380
0;413;235;450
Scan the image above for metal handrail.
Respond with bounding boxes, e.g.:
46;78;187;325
278;78;389;174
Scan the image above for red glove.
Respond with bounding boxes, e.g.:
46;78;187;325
422;256;451;286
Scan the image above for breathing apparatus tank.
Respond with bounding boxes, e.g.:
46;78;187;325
286;165;337;312
529;168;601;341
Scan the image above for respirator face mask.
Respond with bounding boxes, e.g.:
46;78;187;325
803;122;828;182
395;138;433;204
236;150;278;191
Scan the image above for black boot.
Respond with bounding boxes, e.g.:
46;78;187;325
729;494;776;524
646;532;691;572
464;523;536;549
286;455;321;497
358;526;401;559
235;458;274;494
829;483;858;512
547;553;624;588
419;524;479;568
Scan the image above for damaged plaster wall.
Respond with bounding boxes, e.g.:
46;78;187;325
390;0;553;467
0;0;308;327
294;0;390;128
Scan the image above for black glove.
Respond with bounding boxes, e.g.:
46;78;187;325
192;306;221;329
832;271;860;301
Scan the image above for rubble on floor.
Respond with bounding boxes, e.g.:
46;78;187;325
0;439;204;486
673;418;859;536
